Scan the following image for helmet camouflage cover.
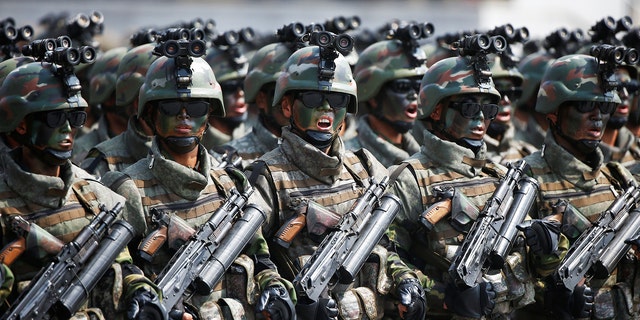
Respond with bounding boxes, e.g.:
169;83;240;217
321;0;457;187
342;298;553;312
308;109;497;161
0;56;36;87
489;54;524;85
354;39;428;101
115;43;159;108
88;46;128;105
204;46;248;83
243;42;295;104
516;52;555;109
418;56;501;119
0;62;88;132
273;45;358;113
138;56;225;117
535;54;621;114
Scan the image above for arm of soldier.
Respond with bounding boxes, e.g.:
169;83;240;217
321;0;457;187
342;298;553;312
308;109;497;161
101;171;148;237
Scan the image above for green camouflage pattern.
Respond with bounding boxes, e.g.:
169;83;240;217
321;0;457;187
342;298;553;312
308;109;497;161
418;56;501;119
204;46;248;83
535;54;621;114
272;46;358;113
88;47;128;105
354;39;428;101
243;42;295;104
516;52;554;110
0;56;35;86
115;44;158;108
0;62;88;133
423;43;457;68
489;54;524;86
138;56;225;117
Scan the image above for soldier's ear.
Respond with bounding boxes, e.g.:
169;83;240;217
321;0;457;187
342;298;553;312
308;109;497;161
546;112;558;125
282;95;293;118
14;119;27;135
430;103;443;121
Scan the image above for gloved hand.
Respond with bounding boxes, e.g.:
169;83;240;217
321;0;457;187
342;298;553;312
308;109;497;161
397;278;427;320
295;296;338;320
444;281;496;318
256;285;296;320
545;281;594;320
517;218;561;256
127;288;167;320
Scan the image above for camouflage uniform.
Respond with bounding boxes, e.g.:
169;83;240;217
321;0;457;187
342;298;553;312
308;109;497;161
224;120;280;169
387;55;536;319
599;125;640;168
0;61;155;319
79;44;159;178
344;115;419;167
484;125;537;165
519;54;639;319
249;43;425;320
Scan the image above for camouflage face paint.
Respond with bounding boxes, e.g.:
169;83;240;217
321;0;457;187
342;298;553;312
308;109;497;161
379;79;419;125
492;78;517;126
154;103;209;140
221;80;248;122
557;102;610;142
290;93;347;136
442;94;493;141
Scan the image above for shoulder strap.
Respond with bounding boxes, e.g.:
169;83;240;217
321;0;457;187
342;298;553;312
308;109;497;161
71;180;100;215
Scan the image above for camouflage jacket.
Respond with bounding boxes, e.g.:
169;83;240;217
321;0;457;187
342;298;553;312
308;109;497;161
512;116;546;150
484;124;538;166
600;126;640;168
201;122;248;150
72;115;112;165
224;119;280;170
344;115;420;167
80;117;153;179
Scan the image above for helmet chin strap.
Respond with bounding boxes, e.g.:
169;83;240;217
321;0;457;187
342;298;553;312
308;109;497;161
161;136;200;154
432;118;483;155
552;122;601;154
25;144;71;166
289;119;335;150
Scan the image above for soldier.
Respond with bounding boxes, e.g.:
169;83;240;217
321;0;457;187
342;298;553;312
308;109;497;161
101;48;295;320
518;53;638;319
386;45;537;319
222;37;298;169
202;32;252;150
0;60;161;319
346;31;426;167
485;54;537;165
72;46;129;164
600;60;640;168
0;56;34;158
247;34;427;320
80;43;158;178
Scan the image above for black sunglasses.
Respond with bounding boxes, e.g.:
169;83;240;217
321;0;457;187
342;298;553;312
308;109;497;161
449;101;499;120
220;80;244;93
574;101;617;114
36;110;87;128
497;87;523;101
296;91;350;109
157;100;210;118
388;78;422;94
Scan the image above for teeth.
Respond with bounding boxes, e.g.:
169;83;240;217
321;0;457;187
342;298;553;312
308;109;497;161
319;119;330;125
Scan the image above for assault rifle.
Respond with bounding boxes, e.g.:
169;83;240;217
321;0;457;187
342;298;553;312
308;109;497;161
2;202;134;320
449;160;539;289
556;183;640;291
293;176;401;301
138;185;266;315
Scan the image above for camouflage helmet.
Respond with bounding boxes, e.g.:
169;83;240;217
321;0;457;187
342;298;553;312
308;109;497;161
516;52;555;109
0;62;88;133
243;42;295;104
0;56;35;86
535;54;621;114
204;46;248;83
138;56;224;117
354;39;428;101
273;45;358;113
418;56;501;119
115;43;159;108
87;46;127;105
489;55;523;86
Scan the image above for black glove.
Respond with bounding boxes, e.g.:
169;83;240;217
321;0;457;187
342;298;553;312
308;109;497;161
397;278;427;320
295;296;338;320
545;281;594;320
128;288;167;320
256;285;296;320
445;281;496;318
517;219;561;256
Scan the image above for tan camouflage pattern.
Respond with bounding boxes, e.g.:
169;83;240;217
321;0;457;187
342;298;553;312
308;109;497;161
600;126;640;168
88;47;128;105
72;115;110;164
418;56;501;119
535;54;621;114
115;43;159;108
354;39;428;101
484;121;538;165
138;56;225;117
243;42;295;103
515;52;555;110
272;46;358;113
0;56;35;87
0;62;88;133
224;120;280;169
204;46;249;83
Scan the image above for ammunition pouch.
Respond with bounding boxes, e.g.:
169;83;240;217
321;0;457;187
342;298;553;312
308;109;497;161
449;190;480;234
559;201;591;242
305;201;341;236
